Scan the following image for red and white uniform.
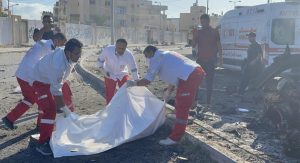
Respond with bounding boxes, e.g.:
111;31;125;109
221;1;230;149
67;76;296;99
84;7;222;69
6;40;53;123
97;45;139;104
29;48;74;144
5;40;73;126
146;50;205;141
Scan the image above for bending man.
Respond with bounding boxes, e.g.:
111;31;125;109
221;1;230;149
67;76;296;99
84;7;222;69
127;45;205;146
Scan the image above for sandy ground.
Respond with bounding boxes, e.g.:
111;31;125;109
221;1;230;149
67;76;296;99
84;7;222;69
0;48;213;162
84;45;300;162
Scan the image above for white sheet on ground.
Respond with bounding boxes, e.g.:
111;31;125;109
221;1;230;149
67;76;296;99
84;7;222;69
50;86;166;158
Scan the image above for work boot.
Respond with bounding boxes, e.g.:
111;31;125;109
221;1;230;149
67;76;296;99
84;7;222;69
1;117;16;130
159;137;178;146
35;142;52;156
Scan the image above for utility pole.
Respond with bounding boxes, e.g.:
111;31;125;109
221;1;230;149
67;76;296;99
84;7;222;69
110;0;115;44
154;1;162;42
206;0;209;14
10;3;17;16
8;0;10;17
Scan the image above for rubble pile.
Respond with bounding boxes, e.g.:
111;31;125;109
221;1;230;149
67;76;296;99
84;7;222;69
263;75;300;158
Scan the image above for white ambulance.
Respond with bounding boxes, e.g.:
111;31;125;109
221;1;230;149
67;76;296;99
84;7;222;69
220;2;300;70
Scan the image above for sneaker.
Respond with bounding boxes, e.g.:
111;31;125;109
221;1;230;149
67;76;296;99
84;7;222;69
2;117;16;130
159;137;178;146
35;142;52;156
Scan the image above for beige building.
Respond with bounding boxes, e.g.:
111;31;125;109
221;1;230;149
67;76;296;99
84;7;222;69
209;13;221;28
179;4;221;32
166;18;179;32
53;0;167;30
179;5;206;32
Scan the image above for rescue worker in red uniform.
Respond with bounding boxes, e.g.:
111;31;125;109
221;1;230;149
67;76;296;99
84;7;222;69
127;45;205;146
29;38;83;155
1;33;67;130
97;39;139;104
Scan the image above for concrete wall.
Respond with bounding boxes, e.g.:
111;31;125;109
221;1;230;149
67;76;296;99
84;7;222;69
27;20;43;45
0;18;185;46
0;17;36;46
65;23;93;45
0;17;13;45
12;16;28;46
64;23;185;46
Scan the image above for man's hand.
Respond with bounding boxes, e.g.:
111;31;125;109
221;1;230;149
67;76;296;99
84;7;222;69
57;106;71;117
163;85;175;102
126;80;137;88
99;67;110;77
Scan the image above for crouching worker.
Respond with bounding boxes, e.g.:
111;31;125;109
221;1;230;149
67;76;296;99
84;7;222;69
28;38;83;155
126;45;205;146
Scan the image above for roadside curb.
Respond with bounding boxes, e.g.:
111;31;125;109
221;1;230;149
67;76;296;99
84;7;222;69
76;52;238;163
0;50;28;54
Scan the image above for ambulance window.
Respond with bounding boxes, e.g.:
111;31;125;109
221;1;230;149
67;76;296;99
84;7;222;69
271;19;295;45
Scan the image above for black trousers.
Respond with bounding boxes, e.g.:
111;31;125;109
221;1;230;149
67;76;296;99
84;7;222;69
196;60;216;104
239;63;263;94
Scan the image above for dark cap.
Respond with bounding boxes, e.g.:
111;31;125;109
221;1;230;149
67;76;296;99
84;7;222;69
246;32;256;37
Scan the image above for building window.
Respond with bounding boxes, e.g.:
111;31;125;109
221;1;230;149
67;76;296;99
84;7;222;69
89;0;95;4
120;20;126;27
70;14;80;24
105;1;110;6
116;7;126;15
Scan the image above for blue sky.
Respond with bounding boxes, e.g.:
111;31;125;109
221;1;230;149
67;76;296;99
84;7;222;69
3;0;285;20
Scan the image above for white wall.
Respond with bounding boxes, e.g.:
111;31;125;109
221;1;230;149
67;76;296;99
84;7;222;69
65;23;93;46
64;23;185;46
27;20;43;45
0;19;185;46
0;17;13;45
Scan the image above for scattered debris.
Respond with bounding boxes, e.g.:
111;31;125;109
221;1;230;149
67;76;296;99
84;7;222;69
2;96;8;100
13;86;21;94
251;54;300;158
197;128;204;133
237;108;249;113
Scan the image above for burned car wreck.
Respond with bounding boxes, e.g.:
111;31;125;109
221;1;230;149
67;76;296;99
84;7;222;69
250;50;300;158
